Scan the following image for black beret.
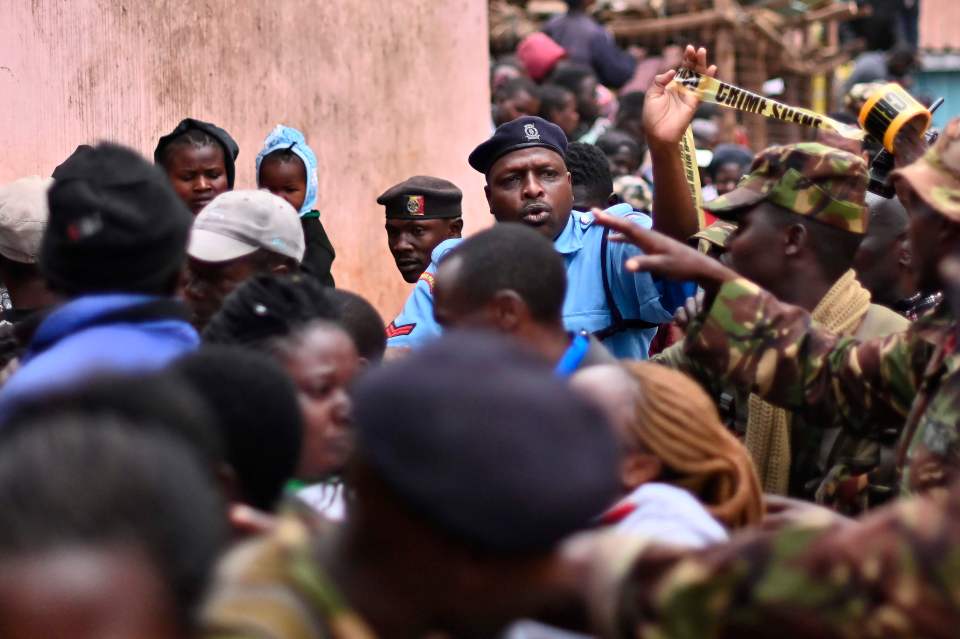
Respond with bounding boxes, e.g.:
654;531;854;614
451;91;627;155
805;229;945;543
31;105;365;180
352;331;619;553
154;118;241;188
43;143;193;295
377;176;463;220
468;116;568;175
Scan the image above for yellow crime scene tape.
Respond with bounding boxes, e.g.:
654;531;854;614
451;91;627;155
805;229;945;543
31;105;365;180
678;126;705;229
667;68;868;230
674;68;866;141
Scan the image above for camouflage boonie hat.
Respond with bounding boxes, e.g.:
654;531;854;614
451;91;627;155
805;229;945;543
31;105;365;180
892;116;960;221
690;219;737;253
703;142;869;234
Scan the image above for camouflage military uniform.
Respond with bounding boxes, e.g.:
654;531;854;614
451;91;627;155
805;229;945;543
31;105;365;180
682;121;960;497
593;476;960;639
613;174;654;213
689;219;737;256
203;511;376;639
661;143;907;506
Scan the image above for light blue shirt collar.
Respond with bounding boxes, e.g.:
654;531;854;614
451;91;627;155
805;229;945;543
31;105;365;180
553;212;584;255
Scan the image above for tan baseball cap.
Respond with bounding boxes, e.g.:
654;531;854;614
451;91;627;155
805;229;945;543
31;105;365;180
188;190;305;264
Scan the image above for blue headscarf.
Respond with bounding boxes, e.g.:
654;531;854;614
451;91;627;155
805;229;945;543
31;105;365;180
255;125;319;216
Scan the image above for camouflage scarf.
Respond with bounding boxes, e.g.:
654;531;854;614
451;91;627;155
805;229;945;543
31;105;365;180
746;269;872;494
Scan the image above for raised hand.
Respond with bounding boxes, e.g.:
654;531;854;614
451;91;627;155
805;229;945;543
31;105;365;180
644;45;717;149
673;289;705;330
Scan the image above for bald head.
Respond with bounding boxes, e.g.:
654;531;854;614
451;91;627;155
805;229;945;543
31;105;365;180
570;364;638;440
854;194;913;306
866;193;909;240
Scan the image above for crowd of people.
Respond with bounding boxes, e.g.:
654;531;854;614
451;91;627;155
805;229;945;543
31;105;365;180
1;0;959;637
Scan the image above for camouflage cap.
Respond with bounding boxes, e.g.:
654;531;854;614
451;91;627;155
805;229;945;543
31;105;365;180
703;142;869;234
891;116;960;221
690;219;737;252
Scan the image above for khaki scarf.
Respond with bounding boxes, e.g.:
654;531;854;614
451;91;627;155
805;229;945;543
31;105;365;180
745;270;872;494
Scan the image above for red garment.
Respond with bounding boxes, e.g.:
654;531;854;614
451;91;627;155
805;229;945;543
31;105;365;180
517;33;566;82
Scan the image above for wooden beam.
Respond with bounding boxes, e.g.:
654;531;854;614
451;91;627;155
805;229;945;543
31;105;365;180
784;2;865;25
780;52;854;76
609;10;728;38
713;1;738;145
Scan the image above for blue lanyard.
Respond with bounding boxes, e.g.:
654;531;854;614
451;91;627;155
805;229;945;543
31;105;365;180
555;332;591;377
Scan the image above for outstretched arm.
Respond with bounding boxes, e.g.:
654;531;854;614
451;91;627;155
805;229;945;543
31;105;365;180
576;482;960;639
647;45;716;241
593;214;920;437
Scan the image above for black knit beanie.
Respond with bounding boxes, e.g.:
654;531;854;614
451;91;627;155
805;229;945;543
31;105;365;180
43;143;193;296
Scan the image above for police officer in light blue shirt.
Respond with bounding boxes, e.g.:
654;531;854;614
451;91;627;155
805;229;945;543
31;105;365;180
562;140;696;358
379;176;464;350
386;237;461;349
469;116;673;359
387;116;674;357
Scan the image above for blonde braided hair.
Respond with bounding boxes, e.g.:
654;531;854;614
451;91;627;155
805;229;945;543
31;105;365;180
622;361;764;529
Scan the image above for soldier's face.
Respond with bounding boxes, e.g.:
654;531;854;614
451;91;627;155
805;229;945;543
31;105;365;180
385;218;463;283
899;180;947;291
726;203;788;293
485;147;574;241
853;196;911;304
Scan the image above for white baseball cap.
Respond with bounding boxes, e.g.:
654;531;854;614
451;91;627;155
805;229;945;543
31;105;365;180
0;175;52;264
188;190;305;264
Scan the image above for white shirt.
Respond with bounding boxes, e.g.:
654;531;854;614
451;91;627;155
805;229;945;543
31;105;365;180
607;482;729;548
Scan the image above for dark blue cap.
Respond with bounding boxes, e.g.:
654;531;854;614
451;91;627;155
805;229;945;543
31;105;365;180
352;331;619;553
468;116;569;175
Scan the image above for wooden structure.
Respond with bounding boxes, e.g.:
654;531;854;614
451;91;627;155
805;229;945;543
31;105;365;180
603;0;868;148
504;0;870;150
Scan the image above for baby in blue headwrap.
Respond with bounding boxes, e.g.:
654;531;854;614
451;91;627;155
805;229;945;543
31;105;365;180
256;125;336;286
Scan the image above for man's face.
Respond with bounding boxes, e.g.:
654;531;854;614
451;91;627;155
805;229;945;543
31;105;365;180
853;200;910;303
726;203;789;294
576;76;600;123
385;218;462;283
606;144;641;178
259;157;308;213
485;147;574;241
164;144;229;215
549;92;580;138
898;179;945;292
496;90;541;127
713;162;747;196
183;254;262;328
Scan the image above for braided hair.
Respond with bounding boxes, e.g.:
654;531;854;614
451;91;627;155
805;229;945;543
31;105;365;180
623;361;764;529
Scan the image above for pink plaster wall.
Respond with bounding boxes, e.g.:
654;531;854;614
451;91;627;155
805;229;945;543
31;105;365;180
0;1;491;318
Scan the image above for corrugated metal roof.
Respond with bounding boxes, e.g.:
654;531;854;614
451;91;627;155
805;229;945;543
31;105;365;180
920;0;959;53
